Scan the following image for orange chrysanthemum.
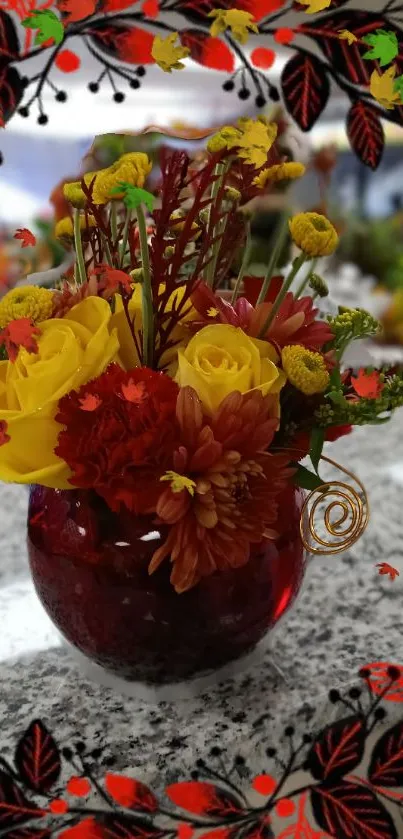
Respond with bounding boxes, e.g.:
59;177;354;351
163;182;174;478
149;387;294;593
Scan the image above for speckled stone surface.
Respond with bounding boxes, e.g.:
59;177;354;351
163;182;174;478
1;416;403;787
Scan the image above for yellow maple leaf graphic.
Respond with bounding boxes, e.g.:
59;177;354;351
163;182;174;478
370;66;401;109
151;33;190;73
298;0;331;14
338;29;358;45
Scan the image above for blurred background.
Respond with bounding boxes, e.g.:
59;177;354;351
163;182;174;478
1;27;403;347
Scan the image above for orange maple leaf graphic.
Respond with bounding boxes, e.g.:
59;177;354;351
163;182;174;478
376;562;399;581
121;380;146;404
0;318;40;362
58;0;96;22
79;394;102;412
351;368;384;399
14;228;36;248
0;420;10;447
93;265;132;296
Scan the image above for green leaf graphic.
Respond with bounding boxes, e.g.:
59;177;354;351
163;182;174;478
111;183;155;212
394;74;403;103
309;427;324;474
362;29;398;67
21;10;64;46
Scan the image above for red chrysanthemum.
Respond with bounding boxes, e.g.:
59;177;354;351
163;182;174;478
55;364;180;514
191;281;332;351
149;387;294;593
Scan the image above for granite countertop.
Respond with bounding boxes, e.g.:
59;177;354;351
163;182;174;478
0;415;403;788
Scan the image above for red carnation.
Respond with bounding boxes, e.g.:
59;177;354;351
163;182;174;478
55;365;179;514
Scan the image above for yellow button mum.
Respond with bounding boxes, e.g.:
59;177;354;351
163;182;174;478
282;345;329;395
55;214;96;240
92;152;152;205
0;286;54;329
254;162;306;188
289;212;338;257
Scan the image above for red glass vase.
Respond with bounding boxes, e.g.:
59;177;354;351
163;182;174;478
27;485;307;685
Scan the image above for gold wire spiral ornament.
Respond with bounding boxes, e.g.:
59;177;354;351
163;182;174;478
299;455;370;556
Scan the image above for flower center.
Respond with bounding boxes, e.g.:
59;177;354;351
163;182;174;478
311;218;328;232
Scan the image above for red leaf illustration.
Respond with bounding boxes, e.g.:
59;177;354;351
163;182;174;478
57;0;96;22
311;781;397;839
362;663;403;702
307;715;366;782
0;319;40;363
14;228;36;248
0;771;46;830
180;30;235;72
97;816;164;839
0;66;24;125
105;775;158;812
347;102;384;171
15;720;61;793
91;25;155;65
59;818;104;839
55;49;81;72
368;720;403;787
281;53;330;131
0;106;4;127
166;782;243;817
0;9;20;62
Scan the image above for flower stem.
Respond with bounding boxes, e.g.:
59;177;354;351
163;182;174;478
256;211;290;307
231;223;251;304
73;208;87;285
136;204;154;368
206;162;227;288
294;257;317;299
258;252;307;338
119;209;131;268
110;201;118;249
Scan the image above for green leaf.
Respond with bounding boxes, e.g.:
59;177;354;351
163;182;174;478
394;74;403;103
309;427;324;474
293;464;326;492
21;10;64;45
327;389;346;406
362;29;398;67
111;182;155;212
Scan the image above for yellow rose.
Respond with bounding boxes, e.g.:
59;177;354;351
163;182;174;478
175;324;285;415
0;297;119;488
111;283;195;372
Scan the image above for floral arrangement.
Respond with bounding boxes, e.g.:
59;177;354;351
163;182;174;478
1;117;403;594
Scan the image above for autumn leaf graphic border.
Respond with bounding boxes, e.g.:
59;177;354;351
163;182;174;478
2;664;403;839
0;0;403;168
